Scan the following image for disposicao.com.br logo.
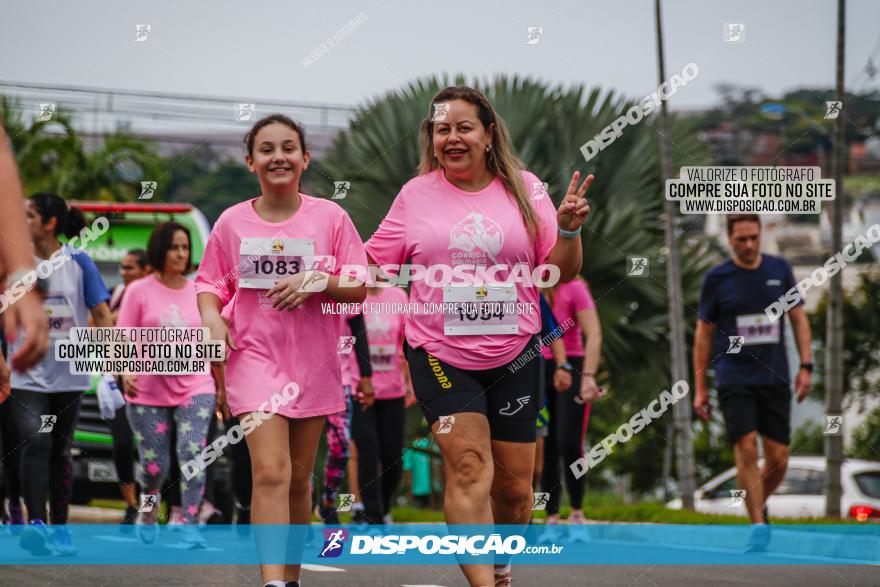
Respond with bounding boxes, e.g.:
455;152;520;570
344;534;540;556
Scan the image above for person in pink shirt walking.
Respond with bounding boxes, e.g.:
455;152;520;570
118;222;219;547
350;285;415;525
195;114;367;587
539;277;604;540
365;86;593;587
314;309;373;525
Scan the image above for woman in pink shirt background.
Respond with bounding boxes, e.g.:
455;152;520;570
539;277;604;536
195;114;366;587
350;285;414;525
365;86;593;587
118;221;218;546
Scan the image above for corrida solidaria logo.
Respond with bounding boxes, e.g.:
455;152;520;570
319;528;348;558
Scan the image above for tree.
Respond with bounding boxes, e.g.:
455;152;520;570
791;420;825;456
809;270;880;402
1;96;163;201
848;408;880;461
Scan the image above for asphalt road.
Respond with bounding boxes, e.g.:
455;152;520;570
4;564;880;586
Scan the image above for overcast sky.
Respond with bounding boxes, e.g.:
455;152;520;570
2;0;879;110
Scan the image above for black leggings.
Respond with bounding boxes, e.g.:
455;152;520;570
0;398;23;511
351;397;406;524
109;404;136;485
541;361;591;516
202;416;252;511
8;389;83;524
226;416;252;509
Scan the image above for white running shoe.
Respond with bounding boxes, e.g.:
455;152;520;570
180;524;207;549
566;511;591;543
537;519;563;544
136;509;159;544
51;526;78;556
168;506;185;529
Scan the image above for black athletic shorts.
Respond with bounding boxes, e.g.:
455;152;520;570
404;336;541;443
717;384;791;445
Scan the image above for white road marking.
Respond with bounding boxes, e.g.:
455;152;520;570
91;535;140;543
302;564;346;572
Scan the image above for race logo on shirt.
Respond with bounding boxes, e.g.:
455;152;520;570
367;315;392;338
271;240;284;254
159;304;188;328
449;212;503;265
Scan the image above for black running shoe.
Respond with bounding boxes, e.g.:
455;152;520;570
351;507;367;525
236;506;251;537
236;506;251;525
120;505;138;534
319;505;340;525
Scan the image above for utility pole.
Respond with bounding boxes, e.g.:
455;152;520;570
825;0;846;518
654;0;696;509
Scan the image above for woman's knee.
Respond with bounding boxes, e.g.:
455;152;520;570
491;478;532;510
252;459;291;490
447;448;491;493
288;462;314;489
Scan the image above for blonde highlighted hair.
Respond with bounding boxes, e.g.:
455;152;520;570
417;86;538;242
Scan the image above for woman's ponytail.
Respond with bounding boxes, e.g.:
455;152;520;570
63;207;86;239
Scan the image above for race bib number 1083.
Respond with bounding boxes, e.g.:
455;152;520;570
238;238;315;289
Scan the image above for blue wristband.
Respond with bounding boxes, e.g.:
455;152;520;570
558;225;582;238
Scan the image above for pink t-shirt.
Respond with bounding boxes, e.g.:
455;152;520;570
365;169;557;370
541;279;596;359
195;195;368;418
116;275;216;406
363;287;408;399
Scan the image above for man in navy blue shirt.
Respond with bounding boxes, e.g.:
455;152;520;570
693;215;812;532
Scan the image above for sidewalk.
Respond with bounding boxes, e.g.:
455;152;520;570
69;505;124;524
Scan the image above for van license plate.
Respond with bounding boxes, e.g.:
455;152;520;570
87;460;119;482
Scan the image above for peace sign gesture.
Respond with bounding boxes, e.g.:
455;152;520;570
556;171;594;232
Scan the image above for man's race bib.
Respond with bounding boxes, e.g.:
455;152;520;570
238;238;315;289
736;313;781;345
443;285;518;336
369;343;396;372
45;295;74;339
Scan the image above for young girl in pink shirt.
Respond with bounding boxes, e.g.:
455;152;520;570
365;86;593;587
195;114;367;587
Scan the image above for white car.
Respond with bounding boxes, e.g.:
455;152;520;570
666;456;880;520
